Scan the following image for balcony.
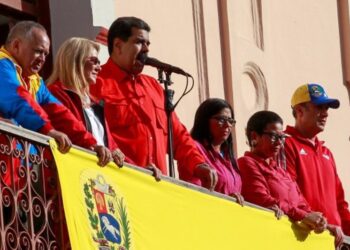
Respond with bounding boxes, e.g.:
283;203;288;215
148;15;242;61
0;121;68;249
0;120;349;250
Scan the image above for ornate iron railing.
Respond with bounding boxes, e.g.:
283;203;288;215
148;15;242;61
0;120;349;250
0;121;68;250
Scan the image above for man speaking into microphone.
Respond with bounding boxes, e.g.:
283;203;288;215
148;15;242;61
90;16;217;190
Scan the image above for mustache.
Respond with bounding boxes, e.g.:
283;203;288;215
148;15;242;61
137;53;148;61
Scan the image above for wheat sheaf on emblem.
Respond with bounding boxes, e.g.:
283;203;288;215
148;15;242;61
83;175;132;250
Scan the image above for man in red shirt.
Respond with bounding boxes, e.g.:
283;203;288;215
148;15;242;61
284;83;350;244
90;16;217;189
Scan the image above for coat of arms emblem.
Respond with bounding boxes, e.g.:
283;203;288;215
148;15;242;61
83;174;132;250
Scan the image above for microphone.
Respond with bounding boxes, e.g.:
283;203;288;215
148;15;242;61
138;54;192;77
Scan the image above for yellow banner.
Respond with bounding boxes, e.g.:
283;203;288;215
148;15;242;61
50;141;334;250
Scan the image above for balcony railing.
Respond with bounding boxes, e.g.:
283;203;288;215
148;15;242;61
0;120;349;250
0;121;69;250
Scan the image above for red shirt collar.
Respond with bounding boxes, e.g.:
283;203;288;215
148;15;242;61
243;151;278;169
103;58;141;83
285;125;324;148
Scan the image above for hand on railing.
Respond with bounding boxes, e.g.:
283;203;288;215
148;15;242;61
47;129;72;153
91;144;112;167
230;193;244;206
194;163;218;191
269;204;284;220
327;224;344;248
301;211;327;233
146;163;162;182
112;148;125;167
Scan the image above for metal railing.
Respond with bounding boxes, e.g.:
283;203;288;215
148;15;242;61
0;120;349;249
0;121;68;250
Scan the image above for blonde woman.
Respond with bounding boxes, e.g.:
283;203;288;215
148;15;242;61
47;37;126;166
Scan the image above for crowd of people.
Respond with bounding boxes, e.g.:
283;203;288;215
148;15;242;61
0;16;349;247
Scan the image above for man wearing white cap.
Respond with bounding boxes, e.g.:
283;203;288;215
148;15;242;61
284;83;350;246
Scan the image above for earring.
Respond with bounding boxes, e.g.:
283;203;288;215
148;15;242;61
251;139;257;147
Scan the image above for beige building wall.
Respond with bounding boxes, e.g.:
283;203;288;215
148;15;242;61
228;0;350;200
50;0;350;200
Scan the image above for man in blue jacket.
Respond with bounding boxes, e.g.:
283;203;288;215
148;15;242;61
0;21;110;165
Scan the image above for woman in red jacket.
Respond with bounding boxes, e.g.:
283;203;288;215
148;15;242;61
238;110;327;233
47;37;125;166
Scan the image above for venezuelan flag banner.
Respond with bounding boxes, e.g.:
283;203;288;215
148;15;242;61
50;141;334;250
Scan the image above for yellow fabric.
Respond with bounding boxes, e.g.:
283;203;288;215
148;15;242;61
50;140;334;250
27;74;41;100
291;84;311;107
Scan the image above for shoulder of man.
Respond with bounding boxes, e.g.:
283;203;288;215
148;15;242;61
318;142;335;161
0;54;18;75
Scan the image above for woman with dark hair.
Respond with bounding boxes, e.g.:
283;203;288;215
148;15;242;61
179;98;243;203
238;110;327;232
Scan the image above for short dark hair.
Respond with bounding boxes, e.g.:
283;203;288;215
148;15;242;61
107;16;151;55
191;98;237;169
246;110;283;146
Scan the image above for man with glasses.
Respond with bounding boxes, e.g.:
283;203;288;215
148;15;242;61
284;83;350;245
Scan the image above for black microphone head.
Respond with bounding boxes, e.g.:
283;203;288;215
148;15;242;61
137;54;192;77
137;53;148;64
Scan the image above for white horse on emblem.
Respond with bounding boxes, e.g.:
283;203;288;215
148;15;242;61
101;216;120;240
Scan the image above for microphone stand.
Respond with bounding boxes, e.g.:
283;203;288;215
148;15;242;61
157;69;175;177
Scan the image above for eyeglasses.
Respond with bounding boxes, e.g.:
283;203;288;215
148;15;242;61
86;56;101;66
262;131;288;143
211;116;236;126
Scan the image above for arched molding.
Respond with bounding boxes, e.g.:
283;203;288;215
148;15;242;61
242;62;268;109
251;0;264;50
